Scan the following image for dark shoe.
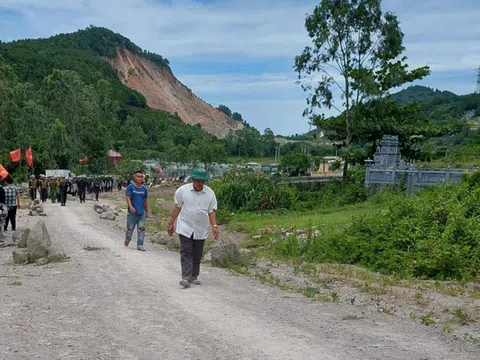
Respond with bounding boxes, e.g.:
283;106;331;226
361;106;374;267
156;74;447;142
179;279;191;288
191;279;201;285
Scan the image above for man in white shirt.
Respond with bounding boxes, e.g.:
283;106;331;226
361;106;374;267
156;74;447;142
168;168;219;288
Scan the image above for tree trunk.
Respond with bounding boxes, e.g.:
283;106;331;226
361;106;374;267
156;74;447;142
342;146;349;182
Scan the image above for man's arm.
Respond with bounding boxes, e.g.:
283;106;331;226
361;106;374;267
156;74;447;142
208;210;219;240
167;205;181;236
126;195;135;213
144;198;149;217
16;189;20;209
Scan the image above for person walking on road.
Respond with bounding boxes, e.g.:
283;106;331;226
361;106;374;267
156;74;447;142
77;177;87;203
125;170;149;251
39;175;48;203
28;175;37;201
59;177;68;206
3;176;20;232
168;168;219;288
49;177;57;204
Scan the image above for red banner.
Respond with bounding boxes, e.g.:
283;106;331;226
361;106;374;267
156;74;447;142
9;149;21;163
79;156;88;163
0;164;9;180
25;146;33;168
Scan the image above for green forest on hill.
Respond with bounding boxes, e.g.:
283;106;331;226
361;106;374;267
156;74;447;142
0;27;312;179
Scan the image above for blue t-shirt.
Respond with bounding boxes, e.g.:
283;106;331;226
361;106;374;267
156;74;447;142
125;184;148;215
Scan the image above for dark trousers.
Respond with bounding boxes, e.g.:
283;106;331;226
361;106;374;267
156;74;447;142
61;191;67;206
29;188;36;201
4;206;17;231
94;189;99;201
41;188;47;202
78;190;86;203
180;234;205;281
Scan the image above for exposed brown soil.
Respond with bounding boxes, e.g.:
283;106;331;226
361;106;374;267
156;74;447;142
107;48;243;138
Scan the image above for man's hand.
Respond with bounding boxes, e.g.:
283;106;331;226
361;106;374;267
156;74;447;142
168;222;174;237
129;206;136;214
212;226;220;240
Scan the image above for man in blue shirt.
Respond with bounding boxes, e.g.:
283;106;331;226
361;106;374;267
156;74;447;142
125;170;149;251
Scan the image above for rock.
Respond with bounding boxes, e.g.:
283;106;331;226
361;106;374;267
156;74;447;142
35;258;47;266
100;211;116;221
29;210;39;216
34;205;43;212
150;231;171;245
101;204;111;212
12;228;30;248
33;199;40;206
297;233;308;241
210;243;239;267
39;213;47;217
166;237;181;250
252;235;262;240
0;242;15;248
114;211;119;216
96;209;103;214
114;206;122;213
26;221;52;262
12;249;29;264
93;203;102;211
312;230;321;237
203;251;212;262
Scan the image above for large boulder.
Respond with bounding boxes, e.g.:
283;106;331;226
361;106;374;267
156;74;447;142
96;209;103;214
26;221;52;262
100;211;116;221
12;228;30;248
29;210;39;217
101;204;111;212
93;203;103;212
166;237;181;251
12;249;29;264
210;243;239;267
151;231;171;245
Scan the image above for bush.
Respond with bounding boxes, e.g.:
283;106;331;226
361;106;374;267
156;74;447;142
272;182;480;281
212;173;296;212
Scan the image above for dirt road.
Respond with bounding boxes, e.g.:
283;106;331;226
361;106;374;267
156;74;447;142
0;201;478;359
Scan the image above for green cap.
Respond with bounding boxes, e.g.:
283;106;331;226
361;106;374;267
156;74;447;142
191;168;209;182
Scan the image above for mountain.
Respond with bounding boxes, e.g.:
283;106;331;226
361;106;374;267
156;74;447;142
0;26;242;138
392;85;456;105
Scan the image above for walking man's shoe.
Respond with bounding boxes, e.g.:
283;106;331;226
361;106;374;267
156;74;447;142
179;279;191;288
191;279;201;285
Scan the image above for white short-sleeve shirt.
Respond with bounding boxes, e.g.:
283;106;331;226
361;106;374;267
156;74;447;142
174;183;217;240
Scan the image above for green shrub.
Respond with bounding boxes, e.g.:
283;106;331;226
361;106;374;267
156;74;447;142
270;182;480;281
212;173;296;212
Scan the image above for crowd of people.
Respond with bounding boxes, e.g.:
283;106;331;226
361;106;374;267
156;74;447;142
26;175;126;205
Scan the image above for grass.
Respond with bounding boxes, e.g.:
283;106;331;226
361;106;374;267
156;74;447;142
44;253;70;264
227;202;377;235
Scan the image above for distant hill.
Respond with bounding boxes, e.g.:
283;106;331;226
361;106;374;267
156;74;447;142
392;85;456;105
0;26;241;137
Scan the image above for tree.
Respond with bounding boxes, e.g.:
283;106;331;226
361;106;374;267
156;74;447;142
217;104;232;117
280;153;311;177
232;112;243;122
294;0;430;180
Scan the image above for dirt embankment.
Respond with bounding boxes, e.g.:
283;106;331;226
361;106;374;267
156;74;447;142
107;48;243;138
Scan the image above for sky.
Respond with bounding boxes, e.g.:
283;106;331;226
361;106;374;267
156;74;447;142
0;0;479;135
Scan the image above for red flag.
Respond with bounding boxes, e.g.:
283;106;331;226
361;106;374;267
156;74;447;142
0;164;9;180
9;149;21;163
25;146;33;167
79;156;88;163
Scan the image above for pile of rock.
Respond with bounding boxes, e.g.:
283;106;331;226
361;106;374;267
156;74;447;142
94;203;120;221
11;221;52;264
29;199;47;217
255;226;321;241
